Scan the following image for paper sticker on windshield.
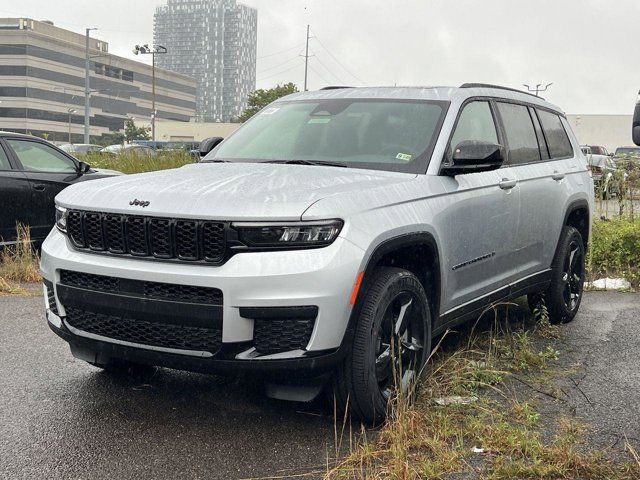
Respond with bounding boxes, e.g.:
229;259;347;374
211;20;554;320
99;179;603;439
261;107;280;115
308;118;331;124
396;153;413;162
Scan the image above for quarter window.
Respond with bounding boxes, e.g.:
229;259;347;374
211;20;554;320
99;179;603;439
7;139;77;173
449;101;498;155
537;110;574;159
496;102;541;165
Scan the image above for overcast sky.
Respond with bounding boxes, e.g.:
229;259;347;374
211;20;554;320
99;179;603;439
3;0;639;114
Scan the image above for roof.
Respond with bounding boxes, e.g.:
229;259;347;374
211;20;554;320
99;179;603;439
280;85;564;115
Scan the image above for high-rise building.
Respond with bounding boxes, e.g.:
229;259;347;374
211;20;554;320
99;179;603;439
0;18;196;143
154;0;257;122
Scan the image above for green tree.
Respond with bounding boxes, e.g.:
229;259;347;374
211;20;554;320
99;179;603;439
124;119;151;142
239;82;299;122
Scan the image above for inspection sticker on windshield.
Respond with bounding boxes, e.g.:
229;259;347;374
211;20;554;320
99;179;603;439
261;107;280;115
396;153;413;162
308;117;332;124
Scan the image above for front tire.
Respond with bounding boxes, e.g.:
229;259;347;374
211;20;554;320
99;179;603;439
334;267;432;424
540;226;585;324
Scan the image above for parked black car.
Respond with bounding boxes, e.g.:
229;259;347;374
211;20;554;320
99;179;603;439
0;132;121;246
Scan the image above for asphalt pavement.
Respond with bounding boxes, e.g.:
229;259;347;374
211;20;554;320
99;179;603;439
1;291;639;479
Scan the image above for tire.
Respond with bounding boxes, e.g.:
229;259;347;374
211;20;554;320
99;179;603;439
333;267;432;425
540;226;585;324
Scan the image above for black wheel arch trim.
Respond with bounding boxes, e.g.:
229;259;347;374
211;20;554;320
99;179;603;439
339;232;442;353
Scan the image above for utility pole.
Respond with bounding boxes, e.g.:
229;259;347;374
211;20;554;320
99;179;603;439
523;83;553;97
303;25;310;91
67;108;77;143
84;28;97;144
133;44;167;145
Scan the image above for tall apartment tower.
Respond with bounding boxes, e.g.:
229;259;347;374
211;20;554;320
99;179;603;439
154;0;257;122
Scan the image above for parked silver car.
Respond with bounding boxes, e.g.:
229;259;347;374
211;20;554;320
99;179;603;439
41;85;593;423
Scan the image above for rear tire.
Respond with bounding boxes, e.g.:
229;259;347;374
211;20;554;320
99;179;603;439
540;226;585;324
333;267;432;425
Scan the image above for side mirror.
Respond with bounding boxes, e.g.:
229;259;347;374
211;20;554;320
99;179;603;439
77;161;91;174
199;137;224;157
442;140;504;176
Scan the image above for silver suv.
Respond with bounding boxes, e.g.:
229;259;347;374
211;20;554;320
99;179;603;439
41;84;593;423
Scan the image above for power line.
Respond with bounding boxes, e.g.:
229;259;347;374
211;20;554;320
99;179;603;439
312;52;346;85
311;29;367;85
257;43;306;60
307;63;332;87
257;61;302;82
257;56;301;75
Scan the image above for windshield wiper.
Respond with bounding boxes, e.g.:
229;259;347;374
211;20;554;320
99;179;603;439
264;159;348;168
201;159;229;163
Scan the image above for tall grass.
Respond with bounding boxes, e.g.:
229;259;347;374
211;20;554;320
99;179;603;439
0;224;41;294
326;305;640;479
76;150;196;174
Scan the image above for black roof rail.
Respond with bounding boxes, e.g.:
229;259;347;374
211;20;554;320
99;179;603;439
320;86;355;90
460;83;544;100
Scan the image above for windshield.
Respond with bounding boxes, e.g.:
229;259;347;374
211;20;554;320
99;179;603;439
207;99;449;173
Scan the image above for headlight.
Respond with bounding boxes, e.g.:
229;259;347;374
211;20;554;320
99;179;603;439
55;205;68;233
233;220;343;249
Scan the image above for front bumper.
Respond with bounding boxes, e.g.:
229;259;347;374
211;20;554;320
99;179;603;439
41;228;365;373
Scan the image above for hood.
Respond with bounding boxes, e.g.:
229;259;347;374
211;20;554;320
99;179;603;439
56;162;416;220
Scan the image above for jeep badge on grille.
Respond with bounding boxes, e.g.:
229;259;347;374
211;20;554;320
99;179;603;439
129;199;150;208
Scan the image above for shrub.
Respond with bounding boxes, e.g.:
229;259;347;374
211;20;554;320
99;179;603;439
76;151;195;175
588;219;640;286
0;224;41;283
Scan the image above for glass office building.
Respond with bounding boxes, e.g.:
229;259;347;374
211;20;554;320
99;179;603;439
154;0;257;122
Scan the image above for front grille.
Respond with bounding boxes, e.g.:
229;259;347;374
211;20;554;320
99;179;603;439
66;210;226;264
45;284;59;316
254;318;315;354
65;307;222;353
60;270;223;305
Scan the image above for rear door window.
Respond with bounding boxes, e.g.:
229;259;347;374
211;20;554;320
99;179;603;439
537;110;574;159
496;102;541;165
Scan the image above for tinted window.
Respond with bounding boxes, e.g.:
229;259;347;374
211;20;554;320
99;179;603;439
537;110;574;158
211;99;447;174
497;103;541;164
449;101;498;155
529;107;549;160
7;139;77;173
0;145;10;170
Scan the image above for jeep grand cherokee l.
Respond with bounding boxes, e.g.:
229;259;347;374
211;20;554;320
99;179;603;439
41;85;592;423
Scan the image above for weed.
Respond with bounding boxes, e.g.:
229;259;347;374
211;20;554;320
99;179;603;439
76;151;195;174
325;307;640;480
0;224;41;283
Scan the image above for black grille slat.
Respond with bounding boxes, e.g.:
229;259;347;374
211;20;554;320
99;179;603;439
254;319;315;354
67;211;85;247
104;214;126;253
203;222;225;262
65;211;227;264
127;217;149;256
84;213;105;250
59;270;223;305
175;221;198;260
65;307;222;353
150;219;172;258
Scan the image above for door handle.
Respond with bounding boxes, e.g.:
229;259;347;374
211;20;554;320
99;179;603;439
498;178;517;190
552;171;565;181
32;184;46;192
